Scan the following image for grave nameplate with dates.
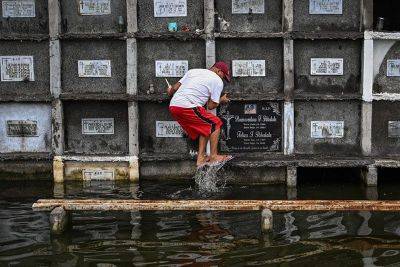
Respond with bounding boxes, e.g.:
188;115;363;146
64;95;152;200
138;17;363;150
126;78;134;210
218;102;282;152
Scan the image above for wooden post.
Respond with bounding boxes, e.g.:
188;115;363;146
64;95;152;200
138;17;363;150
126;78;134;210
50;207;70;235
261;209;273;233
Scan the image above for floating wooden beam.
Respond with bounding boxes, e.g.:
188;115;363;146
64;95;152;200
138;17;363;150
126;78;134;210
33;199;400;212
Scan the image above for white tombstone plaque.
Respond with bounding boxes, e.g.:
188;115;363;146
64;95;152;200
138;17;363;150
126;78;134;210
388;121;400;138
154;0;187;17
387;60;400;77
78;60;111;78
155;60;188;77
82;118;114;135
311;58;343;76
0;56;34;82
311;121;344;138
82;169;115;180
309;0;343;15
2;0;35;17
232;60;266;77
79;0;111;15
156;121;184;137
232;0;265;14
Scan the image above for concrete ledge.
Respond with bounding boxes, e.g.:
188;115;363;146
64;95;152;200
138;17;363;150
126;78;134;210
0;160;52;180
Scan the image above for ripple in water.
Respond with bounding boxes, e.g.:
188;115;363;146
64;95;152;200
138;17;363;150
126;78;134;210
194;161;229;194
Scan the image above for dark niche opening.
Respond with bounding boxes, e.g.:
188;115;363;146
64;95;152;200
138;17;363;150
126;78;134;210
373;0;400;31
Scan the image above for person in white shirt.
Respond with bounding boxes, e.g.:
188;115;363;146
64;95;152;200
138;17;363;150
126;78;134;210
168;61;232;167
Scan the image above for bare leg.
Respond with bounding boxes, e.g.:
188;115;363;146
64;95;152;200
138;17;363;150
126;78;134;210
197;135;209;166
209;128;231;163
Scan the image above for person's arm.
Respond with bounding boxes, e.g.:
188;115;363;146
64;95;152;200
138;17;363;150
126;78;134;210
207;93;229;110
167;82;181;97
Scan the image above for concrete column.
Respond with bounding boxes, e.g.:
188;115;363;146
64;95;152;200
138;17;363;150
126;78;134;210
365;186;378;200
52;100;64;155
204;0;214;35
361;102;372;156
53;183;65;198
283;0;293;32
127;38;138;95
287;187;297;200
284;39;294;101
362;165;378;187
362;0;374;31
128;101;140;182
50;40;61;98
362;39;374;102
53;156;64;183
284;102;294;155
48;0;61;38
126;0;138;34
261;209;273;233
286;166;297;188
50;207;70;235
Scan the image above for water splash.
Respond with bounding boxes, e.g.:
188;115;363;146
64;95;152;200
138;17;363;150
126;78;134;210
194;161;229;194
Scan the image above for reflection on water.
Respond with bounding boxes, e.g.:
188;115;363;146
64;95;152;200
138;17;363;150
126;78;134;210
1;180;400;266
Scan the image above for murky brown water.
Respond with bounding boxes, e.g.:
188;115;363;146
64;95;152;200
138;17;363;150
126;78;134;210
2;172;400;266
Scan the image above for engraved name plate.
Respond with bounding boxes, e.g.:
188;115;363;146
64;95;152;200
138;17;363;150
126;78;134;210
232;0;265;14
82;169;115;180
154;0;187;17
79;0;111;15
309;0;343;15
387;60;400;77
6;120;38;137
311;121;344;138
311;58;343;76
82;118;114;135
0;56;34;82
2;0;35;17
78;60;111;78
155;60;188;77
388;121;400;138
232;60;266;77
156;121;184;137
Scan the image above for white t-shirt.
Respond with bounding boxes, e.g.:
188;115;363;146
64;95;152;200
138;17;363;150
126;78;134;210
169;69;224;108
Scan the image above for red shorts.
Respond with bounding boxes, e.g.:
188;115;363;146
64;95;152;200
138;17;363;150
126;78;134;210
169;106;223;140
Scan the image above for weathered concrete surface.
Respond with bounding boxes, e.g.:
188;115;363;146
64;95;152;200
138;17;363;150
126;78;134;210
64;101;129;155
295;101;361;156
0;103;52;153
261;209;273;232
139;102;193;155
215;0;282;33
374;41;400;94
140;160;196;180
0;41;50;99
372;101;400;156
61;40;126;95
361;165;378;187
64;161;129;180
53;156;64;183
0;160;52;180
0;0;48;34
293;0;361;32
137;40;205;96
50;207;69;235
223;166;286;184
60;0;126;33
216;39;283;97
137;0;204;33
294;40;361;95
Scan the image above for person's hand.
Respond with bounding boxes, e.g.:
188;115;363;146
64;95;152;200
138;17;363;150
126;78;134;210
167;86;174;97
220;93;230;104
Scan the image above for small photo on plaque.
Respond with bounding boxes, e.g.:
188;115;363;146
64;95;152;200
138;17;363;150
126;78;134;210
387;60;400;77
244;104;257;115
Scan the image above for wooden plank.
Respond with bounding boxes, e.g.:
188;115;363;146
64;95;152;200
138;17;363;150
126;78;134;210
33;199;400;212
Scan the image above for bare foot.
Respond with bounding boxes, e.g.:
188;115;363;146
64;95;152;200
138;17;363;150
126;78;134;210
209;155;233;165
196;154;210;167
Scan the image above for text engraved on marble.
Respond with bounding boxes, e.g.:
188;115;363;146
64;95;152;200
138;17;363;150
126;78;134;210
155;60;188;77
154;0;187;17
6;120;38;137
0;56;34;82
82;169;115;180
79;0;111;15
2;0;35;17
309;0;343;15
311;58;343;76
82;118;114;135
311;121;344;138
387;60;400;77
388;121;400;138
218;102;282;152
78;60;111;78
232;60;266;77
232;0;265;14
156;121;184;138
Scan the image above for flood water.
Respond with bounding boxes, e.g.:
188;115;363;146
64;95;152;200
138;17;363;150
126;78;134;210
2;170;400;266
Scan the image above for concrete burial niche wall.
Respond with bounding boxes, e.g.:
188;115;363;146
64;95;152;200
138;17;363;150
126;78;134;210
294;40;361;95
60;0;126;33
0;0;48;34
137;0;204;33
64;101;129;155
216;39;283;97
137;40;205;96
214;0;282;33
295;100;361;156
374;41;400;94
61;40;126;95
139;102;193;155
293;0;361;32
0;103;51;153
372;102;400;156
0;41;50;98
